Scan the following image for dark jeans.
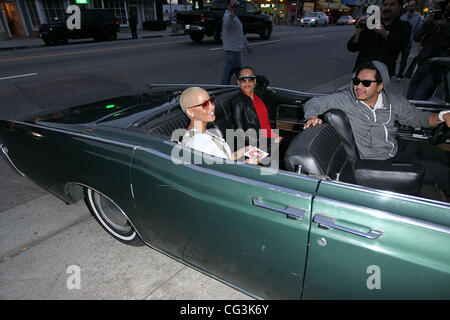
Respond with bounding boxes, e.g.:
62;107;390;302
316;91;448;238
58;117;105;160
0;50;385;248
221;51;244;85
396;44;411;78
131;26;138;39
392;138;450;194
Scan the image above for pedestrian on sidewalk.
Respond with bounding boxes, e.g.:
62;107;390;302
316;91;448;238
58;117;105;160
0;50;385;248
396;0;422;82
407;0;450;99
220;0;252;85
128;13;138;39
347;0;411;78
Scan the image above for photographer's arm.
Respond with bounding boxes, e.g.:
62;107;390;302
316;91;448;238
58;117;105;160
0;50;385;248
414;18;433;42
347;28;363;52
380;24;410;51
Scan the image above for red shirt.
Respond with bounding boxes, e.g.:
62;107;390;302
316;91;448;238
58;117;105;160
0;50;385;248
242;91;278;139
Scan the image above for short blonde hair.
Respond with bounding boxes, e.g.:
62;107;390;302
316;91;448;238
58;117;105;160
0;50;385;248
180;87;206;113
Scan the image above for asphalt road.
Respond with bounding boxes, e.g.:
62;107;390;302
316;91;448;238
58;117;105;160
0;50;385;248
0;25;357;300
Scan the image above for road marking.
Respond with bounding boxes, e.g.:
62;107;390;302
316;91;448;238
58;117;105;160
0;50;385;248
0;40;187;63
209;39;281;51
0;73;38;80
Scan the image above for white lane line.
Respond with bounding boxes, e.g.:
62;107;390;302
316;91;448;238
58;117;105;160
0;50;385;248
0;73;38;81
209;39;281;51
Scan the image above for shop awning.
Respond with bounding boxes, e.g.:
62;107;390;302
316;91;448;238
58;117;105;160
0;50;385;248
316;2;352;10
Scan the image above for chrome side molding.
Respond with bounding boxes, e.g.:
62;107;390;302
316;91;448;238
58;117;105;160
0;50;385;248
0;144;25;177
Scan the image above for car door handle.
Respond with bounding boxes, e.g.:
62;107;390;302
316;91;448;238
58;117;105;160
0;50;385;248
252;197;305;220
313;214;383;240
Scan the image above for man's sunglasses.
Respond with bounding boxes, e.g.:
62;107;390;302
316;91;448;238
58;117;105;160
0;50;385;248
238;75;256;83
186;96;215;110
352;77;380;87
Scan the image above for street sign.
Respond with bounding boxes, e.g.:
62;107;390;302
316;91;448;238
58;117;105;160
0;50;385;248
75;0;88;4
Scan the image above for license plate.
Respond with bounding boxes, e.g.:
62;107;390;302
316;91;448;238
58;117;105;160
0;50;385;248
185;25;190;30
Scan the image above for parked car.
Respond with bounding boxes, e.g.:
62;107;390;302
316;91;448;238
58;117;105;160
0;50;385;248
176;0;273;43
39;9;120;46
300;12;329;27
1;69;450;298
336;15;355;25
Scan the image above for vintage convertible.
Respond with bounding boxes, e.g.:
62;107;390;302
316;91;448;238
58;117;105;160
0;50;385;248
1;66;450;299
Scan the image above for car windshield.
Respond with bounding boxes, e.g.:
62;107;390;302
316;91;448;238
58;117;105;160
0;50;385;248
306;13;320;17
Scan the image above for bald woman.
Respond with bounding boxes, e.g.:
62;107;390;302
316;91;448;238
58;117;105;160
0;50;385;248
180;87;259;163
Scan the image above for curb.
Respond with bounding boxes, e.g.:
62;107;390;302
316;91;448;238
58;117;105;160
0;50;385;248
0;32;187;51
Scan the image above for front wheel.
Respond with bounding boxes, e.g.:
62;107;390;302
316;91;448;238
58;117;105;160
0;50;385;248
259;24;271;40
189;32;204;42
84;188;143;246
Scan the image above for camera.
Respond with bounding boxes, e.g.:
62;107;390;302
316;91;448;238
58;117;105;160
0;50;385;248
231;0;240;8
356;17;367;28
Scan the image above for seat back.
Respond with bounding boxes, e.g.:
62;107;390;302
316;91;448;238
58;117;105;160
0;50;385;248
284;123;356;183
323;109;360;165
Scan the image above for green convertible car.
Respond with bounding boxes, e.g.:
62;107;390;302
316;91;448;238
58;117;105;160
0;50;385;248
1;77;450;299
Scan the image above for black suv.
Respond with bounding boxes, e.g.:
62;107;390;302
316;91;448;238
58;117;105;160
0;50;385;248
39;9;120;45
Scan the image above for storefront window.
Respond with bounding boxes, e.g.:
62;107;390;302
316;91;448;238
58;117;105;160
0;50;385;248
91;0;103;9
143;1;155;21
103;0;127;24
41;0;66;22
26;0;41;29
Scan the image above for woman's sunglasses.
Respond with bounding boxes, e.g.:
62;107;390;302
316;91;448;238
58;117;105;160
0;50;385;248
186;96;215;110
352;77;380;87
238;75;256;83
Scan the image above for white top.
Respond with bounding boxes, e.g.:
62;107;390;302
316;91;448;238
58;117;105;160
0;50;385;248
182;129;232;159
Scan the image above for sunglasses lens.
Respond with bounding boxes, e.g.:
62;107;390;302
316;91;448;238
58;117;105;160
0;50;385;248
353;78;375;87
239;76;256;82
201;96;215;110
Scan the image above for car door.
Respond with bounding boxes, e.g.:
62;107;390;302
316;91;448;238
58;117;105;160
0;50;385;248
303;180;450;299
130;140;318;299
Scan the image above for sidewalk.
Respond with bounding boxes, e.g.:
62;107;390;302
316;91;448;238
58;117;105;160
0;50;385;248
0;27;187;51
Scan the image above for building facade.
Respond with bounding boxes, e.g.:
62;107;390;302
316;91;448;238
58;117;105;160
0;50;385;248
0;0;163;38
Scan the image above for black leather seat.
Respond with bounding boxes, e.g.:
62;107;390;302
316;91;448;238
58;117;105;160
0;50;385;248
284;116;424;194
323;109;424;194
284;123;356;183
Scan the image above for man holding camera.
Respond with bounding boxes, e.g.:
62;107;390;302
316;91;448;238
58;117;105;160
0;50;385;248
406;0;450;99
347;0;411;77
220;0;253;85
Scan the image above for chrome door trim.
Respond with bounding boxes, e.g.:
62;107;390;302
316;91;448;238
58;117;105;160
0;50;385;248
321;180;450;209
1;144;25;177
252;197;306;220
315;195;450;236
313;214;383;239
139;144;314;200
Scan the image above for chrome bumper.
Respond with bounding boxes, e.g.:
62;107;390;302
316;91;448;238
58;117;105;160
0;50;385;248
0;144;25;177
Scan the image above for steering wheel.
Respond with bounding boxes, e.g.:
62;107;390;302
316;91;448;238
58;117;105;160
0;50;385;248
430;121;450;145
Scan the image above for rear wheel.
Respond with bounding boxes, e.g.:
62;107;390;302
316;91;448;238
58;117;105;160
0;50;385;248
84;188;143;246
189;32;204;42
259;24;271;40
43;39;54;46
